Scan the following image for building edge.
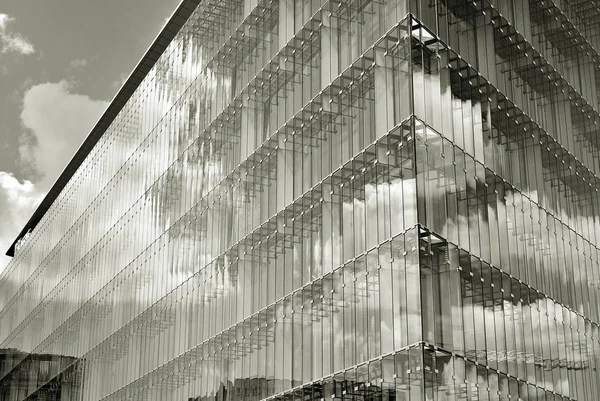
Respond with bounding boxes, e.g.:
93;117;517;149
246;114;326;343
5;0;202;257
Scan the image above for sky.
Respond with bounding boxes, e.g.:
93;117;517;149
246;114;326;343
0;0;181;270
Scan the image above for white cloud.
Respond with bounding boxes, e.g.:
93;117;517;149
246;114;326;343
20;80;109;189
0;13;35;55
0;14;11;29
0;172;44;271
69;58;88;69
0;81;107;273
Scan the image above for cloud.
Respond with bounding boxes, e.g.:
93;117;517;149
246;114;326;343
110;72;129;91
69;58;88;69
0;13;35;55
19;80;109;189
0;81;107;272
0;172;44;271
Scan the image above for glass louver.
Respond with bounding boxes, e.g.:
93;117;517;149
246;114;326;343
2;0;600;400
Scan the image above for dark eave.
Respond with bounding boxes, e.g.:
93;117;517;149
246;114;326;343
6;0;201;257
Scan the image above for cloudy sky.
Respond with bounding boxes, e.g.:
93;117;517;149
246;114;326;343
0;0;180;270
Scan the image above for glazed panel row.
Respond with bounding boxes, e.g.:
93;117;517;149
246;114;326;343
414;121;600;324
420;229;600;399
421;346;595;401
223;345;583;401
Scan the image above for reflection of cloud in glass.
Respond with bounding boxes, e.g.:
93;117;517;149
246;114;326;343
321;178;417;270
432;297;588;398
322;178;417;361
0;34;224;357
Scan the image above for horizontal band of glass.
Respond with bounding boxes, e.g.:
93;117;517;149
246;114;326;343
415;118;600;322
419;228;599;398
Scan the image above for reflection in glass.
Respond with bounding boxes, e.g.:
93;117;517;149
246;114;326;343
1;0;600;399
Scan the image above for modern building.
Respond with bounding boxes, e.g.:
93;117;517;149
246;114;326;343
1;0;600;399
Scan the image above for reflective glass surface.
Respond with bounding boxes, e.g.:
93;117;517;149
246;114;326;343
1;0;600;400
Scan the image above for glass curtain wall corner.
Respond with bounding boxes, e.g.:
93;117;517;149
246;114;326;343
410;0;600;399
1;0;600;400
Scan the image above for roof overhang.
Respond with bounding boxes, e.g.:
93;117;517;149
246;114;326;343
6;0;201;257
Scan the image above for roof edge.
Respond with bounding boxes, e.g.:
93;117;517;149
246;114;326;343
6;0;201;257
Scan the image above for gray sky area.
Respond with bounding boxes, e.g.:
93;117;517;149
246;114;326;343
0;0;181;270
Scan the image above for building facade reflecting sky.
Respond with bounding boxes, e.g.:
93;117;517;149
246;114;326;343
1;0;600;400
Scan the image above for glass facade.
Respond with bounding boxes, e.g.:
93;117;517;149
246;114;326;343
1;0;600;400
